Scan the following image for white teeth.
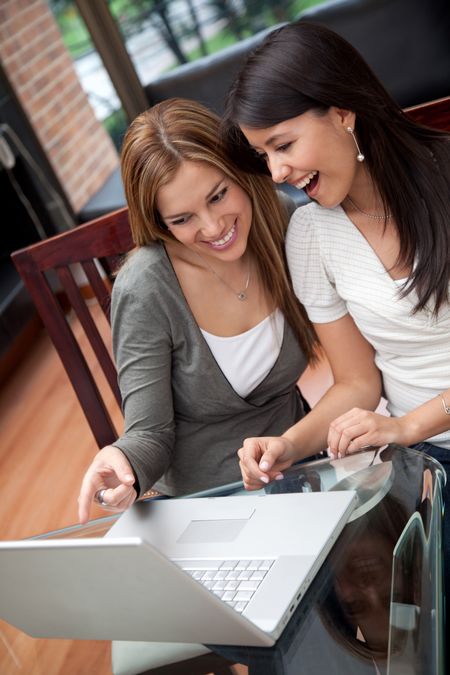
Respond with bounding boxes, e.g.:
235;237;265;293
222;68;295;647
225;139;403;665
295;171;318;190
211;224;235;246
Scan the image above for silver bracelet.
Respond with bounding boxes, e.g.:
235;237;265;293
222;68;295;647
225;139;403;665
440;394;450;415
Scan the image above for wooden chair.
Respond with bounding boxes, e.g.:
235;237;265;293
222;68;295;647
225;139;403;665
11;207;237;675
12;207;132;449
405;95;450;131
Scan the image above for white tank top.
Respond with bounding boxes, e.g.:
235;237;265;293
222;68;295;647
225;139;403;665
200;309;284;398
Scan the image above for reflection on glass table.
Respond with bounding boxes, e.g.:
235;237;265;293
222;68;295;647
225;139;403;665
388;466;443;675
209;445;445;675
2;444;446;675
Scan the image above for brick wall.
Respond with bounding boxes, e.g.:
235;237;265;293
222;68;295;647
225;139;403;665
0;0;119;213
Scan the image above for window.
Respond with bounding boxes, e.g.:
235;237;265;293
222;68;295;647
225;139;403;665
49;0;327;148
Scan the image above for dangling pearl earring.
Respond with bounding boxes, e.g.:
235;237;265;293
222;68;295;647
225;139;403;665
346;126;365;162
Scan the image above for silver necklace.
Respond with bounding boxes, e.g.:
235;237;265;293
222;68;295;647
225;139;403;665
196;253;251;301
346;195;392;220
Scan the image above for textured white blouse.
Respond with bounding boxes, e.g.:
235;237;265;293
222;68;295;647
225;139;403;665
287;202;450;449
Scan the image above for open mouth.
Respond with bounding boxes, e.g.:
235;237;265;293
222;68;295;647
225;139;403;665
294;170;319;195
208;223;237;249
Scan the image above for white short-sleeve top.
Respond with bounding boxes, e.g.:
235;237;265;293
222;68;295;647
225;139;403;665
286;202;450;449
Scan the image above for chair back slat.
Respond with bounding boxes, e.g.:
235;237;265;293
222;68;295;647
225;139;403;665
81;259;113;323
55;265;121;406
101;254;126;278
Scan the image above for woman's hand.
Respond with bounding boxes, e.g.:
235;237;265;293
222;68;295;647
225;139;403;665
78;445;137;524
328;408;405;457
238;436;298;489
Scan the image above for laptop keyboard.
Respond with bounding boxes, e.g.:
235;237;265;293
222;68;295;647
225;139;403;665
173;558;275;613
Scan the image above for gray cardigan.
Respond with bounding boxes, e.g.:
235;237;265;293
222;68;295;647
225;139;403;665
112;243;307;496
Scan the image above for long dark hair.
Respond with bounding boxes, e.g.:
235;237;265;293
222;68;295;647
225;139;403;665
121;98;318;361
223;22;450;315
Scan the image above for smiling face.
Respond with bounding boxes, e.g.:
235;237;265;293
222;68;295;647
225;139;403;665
156;160;252;263
241;107;366;209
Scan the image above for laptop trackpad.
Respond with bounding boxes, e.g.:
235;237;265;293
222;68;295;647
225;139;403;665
177;518;249;544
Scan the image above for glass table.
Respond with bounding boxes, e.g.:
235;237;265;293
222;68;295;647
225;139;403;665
17;445;450;674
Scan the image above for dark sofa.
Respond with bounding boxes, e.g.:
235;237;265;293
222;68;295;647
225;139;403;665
298;0;450;108
146;0;450;113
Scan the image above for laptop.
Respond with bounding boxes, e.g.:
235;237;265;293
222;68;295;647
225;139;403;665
0;491;357;646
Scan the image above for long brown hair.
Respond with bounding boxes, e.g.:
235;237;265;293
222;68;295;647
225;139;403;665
121;97;318;360
223;22;450;316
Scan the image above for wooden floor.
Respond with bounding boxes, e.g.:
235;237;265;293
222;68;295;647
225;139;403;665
0;304;332;674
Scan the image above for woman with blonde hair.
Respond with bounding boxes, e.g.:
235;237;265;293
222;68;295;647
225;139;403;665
78;98;380;522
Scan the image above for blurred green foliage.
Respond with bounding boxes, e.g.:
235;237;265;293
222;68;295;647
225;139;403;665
47;0;326;146
49;0;327;62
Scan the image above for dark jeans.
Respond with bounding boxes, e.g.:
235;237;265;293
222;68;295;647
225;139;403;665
411;441;450;644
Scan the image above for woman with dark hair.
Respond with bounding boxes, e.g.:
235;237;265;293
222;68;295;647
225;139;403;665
78;97;381;523
222;21;450;492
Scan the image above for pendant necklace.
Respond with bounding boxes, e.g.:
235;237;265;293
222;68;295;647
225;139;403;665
195;252;251;301
346;195;392;220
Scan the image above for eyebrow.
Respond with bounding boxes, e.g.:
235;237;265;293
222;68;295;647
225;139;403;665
161;179;225;220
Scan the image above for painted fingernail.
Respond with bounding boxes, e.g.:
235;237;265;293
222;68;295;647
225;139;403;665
259;475;269;484
260;461;270;471
275;473;284;481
